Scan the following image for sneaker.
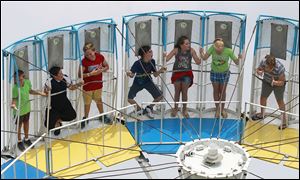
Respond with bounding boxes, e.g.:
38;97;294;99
17;142;25;152
54;129;61;136
278;124;288;130
251;113;264;121
144;106;154;119
81;117;87;129
104;115;112;125
24;139;34;148
136;109;144;116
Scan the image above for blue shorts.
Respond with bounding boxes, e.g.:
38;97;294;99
210;71;230;84
175;76;192;84
128;81;162;99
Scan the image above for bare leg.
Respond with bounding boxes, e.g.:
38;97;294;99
260;96;268;117
182;82;190;117
149;95;163;109
17;122;23;141
128;99;142;111
55;118;62;127
84;104;91;118
219;83;228;117
172;82;181;116
96;98;104;114
212;83;221;117
277;99;287;126
23;120;29;139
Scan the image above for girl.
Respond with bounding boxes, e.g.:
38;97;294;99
44;66;83;135
11;70;46;151
200;38;243;118
164;36;201;118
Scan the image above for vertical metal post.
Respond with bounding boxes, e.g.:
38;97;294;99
13;160;17;179
85;122;88;161
24;151;28;179
160;104;163;143
119;112;122;149
134;107;138;145
45;90;51;176
102;114;105;156
68;125;71;168
199;102;202;139
35;147;39;178
33;43;38;136
180;112;182;143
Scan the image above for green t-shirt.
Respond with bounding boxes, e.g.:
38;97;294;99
207;46;237;72
12;79;32;116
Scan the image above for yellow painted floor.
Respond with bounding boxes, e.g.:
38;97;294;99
243;120;299;157
17;120;298;178
243;120;299;168
19;124;141;178
242;144;285;164
284;157;299;169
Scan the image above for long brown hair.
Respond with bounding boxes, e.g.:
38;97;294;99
175;36;190;50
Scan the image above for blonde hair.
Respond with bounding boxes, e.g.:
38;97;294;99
213;38;223;44
214;38;224;49
83;42;96;52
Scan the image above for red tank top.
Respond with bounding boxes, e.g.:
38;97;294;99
82;53;104;91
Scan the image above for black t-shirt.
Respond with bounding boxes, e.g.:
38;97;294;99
45;75;71;110
130;59;157;85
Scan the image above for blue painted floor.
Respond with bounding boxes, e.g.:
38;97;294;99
126;118;244;154
1;159;46;179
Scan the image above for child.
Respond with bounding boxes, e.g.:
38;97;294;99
164;36;201;118
78;42;110;128
200;38;243;118
11;70;46;151
253;54;287;129
127;45;166;119
44;66;83;135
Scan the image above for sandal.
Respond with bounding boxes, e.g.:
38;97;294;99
221;111;228;118
182;110;190;119
251;113;264;121
278;124;287;130
171;108;178;117
215;109;220;118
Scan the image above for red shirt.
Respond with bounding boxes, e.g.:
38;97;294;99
82;52;105;91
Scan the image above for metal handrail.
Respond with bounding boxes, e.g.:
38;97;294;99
1;133;46;177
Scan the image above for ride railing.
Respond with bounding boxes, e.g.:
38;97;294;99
123;101;243;145
242;101;299;159
1;134;46;179
1;105;138;178
46;104;137;175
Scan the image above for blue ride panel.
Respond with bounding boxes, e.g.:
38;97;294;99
126;118;244;154
1;159;47;179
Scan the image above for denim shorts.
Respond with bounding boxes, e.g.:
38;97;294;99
175;76;192;84
128;81;162;99
210;71;230;84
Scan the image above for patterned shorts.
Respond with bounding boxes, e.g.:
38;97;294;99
210;71;230;84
